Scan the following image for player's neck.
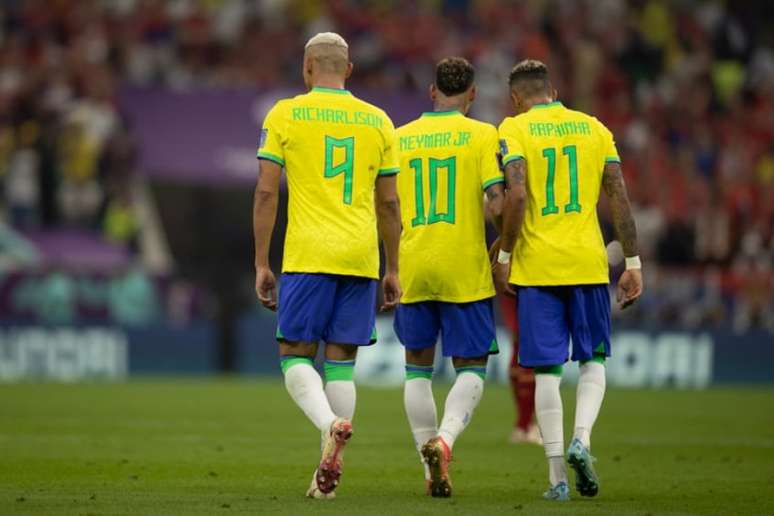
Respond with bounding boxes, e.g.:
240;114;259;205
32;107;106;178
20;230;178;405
311;76;347;91
523;95;555;111
432;101;466;115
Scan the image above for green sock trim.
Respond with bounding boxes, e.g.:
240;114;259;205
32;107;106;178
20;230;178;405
581;355;606;365
535;365;563;376
405;364;433;380
324;360;355;382
455;366;487;381
280;356;313;374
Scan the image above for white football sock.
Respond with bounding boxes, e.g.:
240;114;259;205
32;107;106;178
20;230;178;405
404;366;437;481
548;456;567;487
283;359;337;432
404;377;438;447
438;369;485;450
325;381;356;420
324;359;357;420
573;361;606;449
535;372;567;486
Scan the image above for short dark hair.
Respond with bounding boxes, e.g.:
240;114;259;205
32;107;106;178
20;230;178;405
509;59;551;96
435;57;475;96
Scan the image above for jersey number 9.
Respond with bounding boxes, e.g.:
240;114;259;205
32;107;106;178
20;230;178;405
324;135;355;205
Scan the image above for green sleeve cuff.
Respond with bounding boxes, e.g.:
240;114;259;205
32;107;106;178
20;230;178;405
502;155;525;166
482;177;505;190
257;151;285;166
378;168;399;176
605;157;621;164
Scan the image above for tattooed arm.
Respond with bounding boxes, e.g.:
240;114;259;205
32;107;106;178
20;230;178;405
492;159;527;295
485;182;505;234
601;161;643;308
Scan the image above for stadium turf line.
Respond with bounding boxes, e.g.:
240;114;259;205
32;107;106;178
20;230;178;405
0;379;773;515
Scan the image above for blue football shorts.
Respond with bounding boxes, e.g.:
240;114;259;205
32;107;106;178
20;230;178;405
516;285;611;367
393;298;499;358
276;273;377;345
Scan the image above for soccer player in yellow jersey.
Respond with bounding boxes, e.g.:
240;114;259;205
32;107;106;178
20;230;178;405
252;32;402;499
394;58;505;498
495;60;643;501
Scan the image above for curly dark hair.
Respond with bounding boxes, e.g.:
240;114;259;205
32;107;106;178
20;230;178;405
435;57;475;96
508;59;551;96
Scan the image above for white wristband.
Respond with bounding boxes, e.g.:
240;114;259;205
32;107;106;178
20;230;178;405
625;256;642;270
497;250;511;264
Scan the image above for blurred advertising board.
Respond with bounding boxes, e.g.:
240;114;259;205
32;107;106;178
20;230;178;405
0;322;217;381
235;314;774;388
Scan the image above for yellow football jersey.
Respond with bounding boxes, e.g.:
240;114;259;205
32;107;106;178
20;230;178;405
498;101;620;286
257;87;399;279
396;110;504;303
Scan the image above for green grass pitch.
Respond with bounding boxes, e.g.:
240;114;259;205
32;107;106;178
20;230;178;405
1;379;773;515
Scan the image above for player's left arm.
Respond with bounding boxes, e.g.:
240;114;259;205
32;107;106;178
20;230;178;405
253;159;282;311
376;174;402;311
376;118;402;311
602;161;643;309
493;159;527;295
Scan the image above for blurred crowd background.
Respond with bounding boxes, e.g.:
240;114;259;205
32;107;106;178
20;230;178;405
0;0;772;350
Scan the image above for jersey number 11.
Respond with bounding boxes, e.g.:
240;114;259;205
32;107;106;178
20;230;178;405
541;145;581;216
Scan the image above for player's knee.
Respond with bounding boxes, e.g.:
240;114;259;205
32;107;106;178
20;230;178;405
452;356;488;381
279;341;317;359
405;347;434;367
325;343;358;361
451;356;487;369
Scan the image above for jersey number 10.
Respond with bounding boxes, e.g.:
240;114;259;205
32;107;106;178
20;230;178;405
541;145;582;215
408;156;456;227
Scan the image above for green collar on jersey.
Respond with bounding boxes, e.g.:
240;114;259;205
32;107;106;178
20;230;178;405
421;110;462;117
311;86;351;95
530;100;563;111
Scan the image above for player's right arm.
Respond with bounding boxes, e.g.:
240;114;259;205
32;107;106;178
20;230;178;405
253;103;287;311
253;160;281;310
602;161;642;309
495;159;527;295
494;119;528;295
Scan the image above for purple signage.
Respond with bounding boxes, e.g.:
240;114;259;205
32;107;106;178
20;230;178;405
120;87;427;185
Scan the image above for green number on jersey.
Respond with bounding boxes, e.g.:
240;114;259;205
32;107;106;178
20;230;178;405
541;148;559;215
408;158;426;226
324;135;354;205
541;144;581;216
408;156;456;226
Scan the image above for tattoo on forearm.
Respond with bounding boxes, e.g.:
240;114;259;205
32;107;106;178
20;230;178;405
500;160;527;250
602;162;639;257
485;187;503;202
506;160;526;187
